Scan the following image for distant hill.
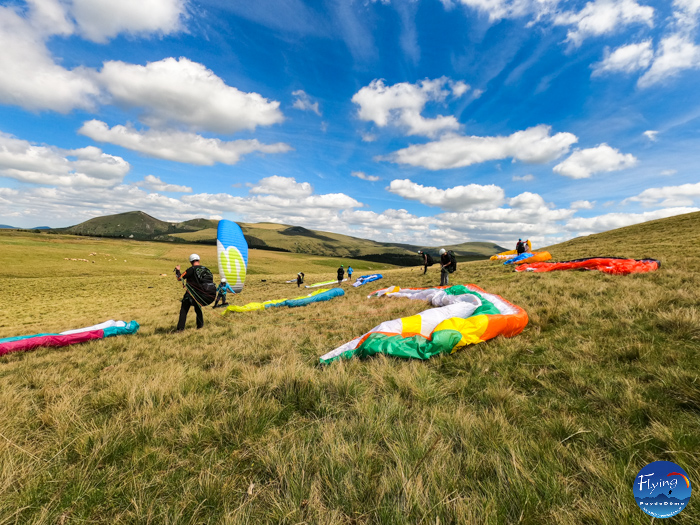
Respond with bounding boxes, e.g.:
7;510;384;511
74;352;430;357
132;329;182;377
540;210;700;261
55;211;217;241
0;225;50;230
53;211;507;265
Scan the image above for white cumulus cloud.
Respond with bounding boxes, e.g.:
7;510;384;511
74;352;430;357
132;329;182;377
248;175;313;198
643;130;658;141
352;77;466;137
384;125;577;170
0;132;129;188
388;179;506;211
625;181;700;207
70;0;188;43
136;174;192;193
592;41;654;75
554;0;654;47
0;5;99;113
565;207;699;233
571;199;595;209
78;120;291;166
98;57;284;133
553;144;637;179
638;34;700;88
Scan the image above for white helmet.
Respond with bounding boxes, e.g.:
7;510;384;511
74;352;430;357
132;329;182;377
439;248;446;255
221;278;226;282
189;253;200;262
417;250;422;254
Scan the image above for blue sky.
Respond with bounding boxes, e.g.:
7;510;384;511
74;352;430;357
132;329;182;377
0;0;699;246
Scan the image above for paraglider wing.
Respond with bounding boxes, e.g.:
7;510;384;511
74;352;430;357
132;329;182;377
320;284;527;364
217;220;248;293
352;274;383;287
515;257;660;275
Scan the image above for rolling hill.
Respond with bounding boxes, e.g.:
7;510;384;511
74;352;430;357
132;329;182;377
54;211;506;265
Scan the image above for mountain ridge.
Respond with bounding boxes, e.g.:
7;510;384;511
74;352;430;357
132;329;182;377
52;211;507;265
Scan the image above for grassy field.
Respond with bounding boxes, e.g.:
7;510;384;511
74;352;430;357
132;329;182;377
0;212;699;524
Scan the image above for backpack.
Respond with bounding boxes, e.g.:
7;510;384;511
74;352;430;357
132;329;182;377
192;265;217;305
425;253;434;266
448;251;457;273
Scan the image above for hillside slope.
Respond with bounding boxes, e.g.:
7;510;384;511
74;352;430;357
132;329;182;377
541;210;700;263
56;211;507;264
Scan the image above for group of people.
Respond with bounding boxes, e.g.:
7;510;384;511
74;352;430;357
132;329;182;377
515;238;529;255
418;249;457;286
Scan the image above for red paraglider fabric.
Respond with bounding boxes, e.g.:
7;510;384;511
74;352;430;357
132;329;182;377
0;330;105;356
515;257;660;276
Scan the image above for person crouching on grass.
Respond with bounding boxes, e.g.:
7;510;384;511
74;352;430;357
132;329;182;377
213;278;235;308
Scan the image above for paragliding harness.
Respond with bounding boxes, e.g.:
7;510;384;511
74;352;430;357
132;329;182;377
188;265;217;306
447;251;457;273
516;241;525;255
425;253;435;266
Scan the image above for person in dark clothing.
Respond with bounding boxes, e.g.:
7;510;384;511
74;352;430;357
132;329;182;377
337;265;345;285
439;248;451;286
418;250;433;274
213;278;235;308
516;239;525;255
296;272;305;287
174;253;213;331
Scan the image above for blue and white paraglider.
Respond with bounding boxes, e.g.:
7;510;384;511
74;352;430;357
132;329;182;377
217;220;248;293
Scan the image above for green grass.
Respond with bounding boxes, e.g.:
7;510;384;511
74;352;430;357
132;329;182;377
0;212;699;524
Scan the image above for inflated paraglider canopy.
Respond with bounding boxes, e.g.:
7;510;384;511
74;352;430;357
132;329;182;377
515;257;661;275
319;284;527;364
223;288;344;314
0;320;139;356
217;220;248;293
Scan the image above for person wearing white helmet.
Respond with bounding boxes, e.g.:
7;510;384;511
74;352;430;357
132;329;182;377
174;253;216;331
439;248;451;286
213;276;235;308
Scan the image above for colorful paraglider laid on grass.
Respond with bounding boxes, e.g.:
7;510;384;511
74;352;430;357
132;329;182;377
0;320;140;356
504;251;552;265
352;274;383;287
305;279;346;288
217;220;248;293
223;288;344;314
490;240;532;261
515;257;661;275
319;284;527;364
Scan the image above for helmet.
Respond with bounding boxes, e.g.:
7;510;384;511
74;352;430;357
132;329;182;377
518;239;522;241
189;253;200;262
418;250;422;254
439;248;446;255
341;264;344;267
221;278;226;283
